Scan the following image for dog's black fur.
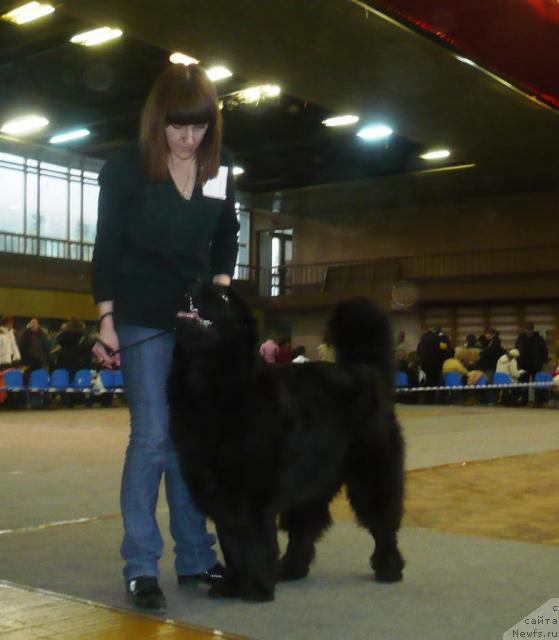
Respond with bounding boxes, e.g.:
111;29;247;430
168;283;405;602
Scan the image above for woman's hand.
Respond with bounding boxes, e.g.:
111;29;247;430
92;324;121;369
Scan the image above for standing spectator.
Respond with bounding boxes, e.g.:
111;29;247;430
0;316;21;370
276;339;292;364
259;335;279;363
394;331;411;372
417;326;453;390
477;326;505;381
19;318;51;372
515;322;549;377
515;322;549;406
56;317;86;377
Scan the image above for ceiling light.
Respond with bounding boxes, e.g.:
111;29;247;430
49;129;90;144
206;66;233;82
456;56;476;67
357;124;393;141
237;85;280;104
322;115;359;127
420;149;451;160
1;114;49;135
169;52;199;65
1;2;54;25
71;27;123;47
232;166;245;176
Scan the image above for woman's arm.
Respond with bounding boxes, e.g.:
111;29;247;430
92;300;121;368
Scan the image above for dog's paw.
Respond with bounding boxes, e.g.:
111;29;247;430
371;550;405;583
278;559;309;582
208;579;241;599
374;569;403;583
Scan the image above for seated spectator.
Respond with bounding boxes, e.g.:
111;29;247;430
496;349;524;382
442;356;468;381
455;335;481;370
292;346;309;363
259;336;279;363
276;339;293;364
0;315;21;370
317;335;336;363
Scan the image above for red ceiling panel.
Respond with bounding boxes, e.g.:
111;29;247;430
372;0;559;109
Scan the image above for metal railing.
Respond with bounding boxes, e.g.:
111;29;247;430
0;231;94;262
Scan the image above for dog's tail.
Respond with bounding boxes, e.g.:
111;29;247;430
326;297;394;387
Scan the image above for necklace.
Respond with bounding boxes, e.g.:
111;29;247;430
168;157;196;200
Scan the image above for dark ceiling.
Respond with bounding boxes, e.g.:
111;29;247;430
1;0;558;219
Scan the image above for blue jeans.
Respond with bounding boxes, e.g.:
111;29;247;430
117;325;217;582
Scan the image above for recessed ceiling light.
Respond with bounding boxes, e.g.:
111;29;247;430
206;66;233;82
232;166;245;176
235;85;281;104
1;114;49;135
71;27;123;47
49;129;90;144
420;149;451;160
322;115;359;127
357;124;393;141
1;2;54;25
169;52;199;65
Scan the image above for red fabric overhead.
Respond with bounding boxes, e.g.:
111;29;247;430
373;0;559;109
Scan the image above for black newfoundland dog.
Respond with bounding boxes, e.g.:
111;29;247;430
168;283;405;602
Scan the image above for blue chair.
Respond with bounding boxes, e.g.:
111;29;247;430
99;369;115;389
28;368;49;389
3;369;24;389
443;372;463;387
72;369;93;406
492;372;512;386
394;371;408;388
444;371;463;404
50;368;70;390
475;374;488;386
28;368;50;408
2;369;26;408
492;372;513;405
112;369;124;390
534;371;553;406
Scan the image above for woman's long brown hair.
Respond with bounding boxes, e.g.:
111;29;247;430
140;64;222;184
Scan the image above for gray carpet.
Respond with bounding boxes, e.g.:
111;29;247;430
1;517;557;640
1;405;558;639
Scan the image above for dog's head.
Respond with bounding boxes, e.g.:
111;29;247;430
175;282;257;356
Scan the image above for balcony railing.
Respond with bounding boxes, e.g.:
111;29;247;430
1;231;557;299
0;231;94;262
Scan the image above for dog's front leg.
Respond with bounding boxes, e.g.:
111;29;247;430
210;510;279;602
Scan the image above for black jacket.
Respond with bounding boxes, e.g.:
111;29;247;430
477;333;505;371
515;332;548;375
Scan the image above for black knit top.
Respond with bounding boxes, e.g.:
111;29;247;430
91;143;239;329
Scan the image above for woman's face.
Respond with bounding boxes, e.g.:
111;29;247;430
165;123;208;160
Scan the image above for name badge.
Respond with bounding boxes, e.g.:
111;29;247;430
202;166;229;200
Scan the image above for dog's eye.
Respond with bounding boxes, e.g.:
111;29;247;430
219;293;229;303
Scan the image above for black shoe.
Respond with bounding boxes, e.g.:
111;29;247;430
126;576;166;611
177;562;226;587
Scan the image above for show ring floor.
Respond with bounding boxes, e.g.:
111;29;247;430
0;405;558;639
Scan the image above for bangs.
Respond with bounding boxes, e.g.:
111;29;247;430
165;95;216;126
